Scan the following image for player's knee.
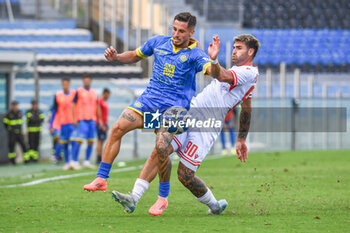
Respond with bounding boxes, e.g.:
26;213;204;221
110;122;127;139
155;143;168;157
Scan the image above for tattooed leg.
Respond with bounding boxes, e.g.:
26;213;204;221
121;111;136;122
102;108;143;164
155;128;174;182
177;162;208;198
138;145;174;182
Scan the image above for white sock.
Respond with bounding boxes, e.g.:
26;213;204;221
132;178;149;204
196;188;219;211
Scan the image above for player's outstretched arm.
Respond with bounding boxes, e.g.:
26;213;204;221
236;98;252;162
105;46;142;64
207;36;234;84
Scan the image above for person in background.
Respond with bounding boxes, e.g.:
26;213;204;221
3;101;28;164
48;108;61;163
25;99;44;163
50;78;77;170
96;88;111;164
71;76;102;169
220;107;239;155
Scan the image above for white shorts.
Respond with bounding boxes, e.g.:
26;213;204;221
171;131;215;171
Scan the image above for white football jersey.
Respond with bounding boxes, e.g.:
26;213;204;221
188;65;259;133
192;65;258;109
172;65;259;171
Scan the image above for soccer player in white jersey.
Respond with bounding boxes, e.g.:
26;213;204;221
112;34;260;215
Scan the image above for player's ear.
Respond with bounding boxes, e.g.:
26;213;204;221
248;48;254;57
190;28;195;37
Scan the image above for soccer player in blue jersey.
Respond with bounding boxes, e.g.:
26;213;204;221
84;12;213;197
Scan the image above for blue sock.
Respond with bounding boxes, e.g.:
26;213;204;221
220;132;226;149
97;162;112;178
86;144;93;161
71;141;76;161
72;141;81;162
229;128;236;147
54;143;62;159
158;181;170;198
63;144;69;163
70;141;75;161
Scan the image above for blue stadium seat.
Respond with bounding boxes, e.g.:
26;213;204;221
0;0;19;2
0;20;77;29
233;28;350;67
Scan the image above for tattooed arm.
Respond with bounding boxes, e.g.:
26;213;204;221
236;98;252;162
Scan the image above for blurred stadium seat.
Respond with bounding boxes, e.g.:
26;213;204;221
0;19;77;29
208;28;350;71
243;0;350;29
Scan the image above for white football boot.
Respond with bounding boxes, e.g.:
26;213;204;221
70;161;81;170
112;190;136;213
83;160;95;169
207;199;228;215
62;163;71;171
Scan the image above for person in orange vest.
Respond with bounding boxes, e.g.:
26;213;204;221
71;76;102;169
50;78;77;170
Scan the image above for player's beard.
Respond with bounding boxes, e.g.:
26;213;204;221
232;56;239;65
173;37;189;48
232;52;249;65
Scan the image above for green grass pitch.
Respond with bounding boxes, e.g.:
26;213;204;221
0;150;349;233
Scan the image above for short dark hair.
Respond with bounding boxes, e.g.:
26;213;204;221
174;12;196;29
234;34;260;58
11;100;18;105
83;75;91;80
31;99;38;105
103;88;110;94
62;78;70;82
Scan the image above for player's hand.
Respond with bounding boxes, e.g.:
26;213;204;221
99;121;106;131
236;138;248;162
104;46;118;62
73;119;78;126
49;128;54;133
102;125;108;132
208;35;220;60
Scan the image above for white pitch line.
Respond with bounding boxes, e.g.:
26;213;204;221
0;165;144;188
0;154;227;188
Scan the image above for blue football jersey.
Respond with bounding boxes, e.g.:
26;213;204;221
135;35;211;110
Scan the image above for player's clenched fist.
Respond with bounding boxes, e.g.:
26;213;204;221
104;46;118;62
